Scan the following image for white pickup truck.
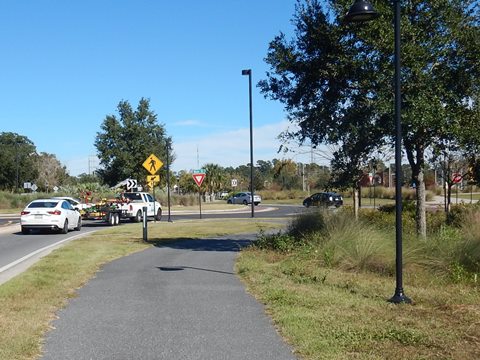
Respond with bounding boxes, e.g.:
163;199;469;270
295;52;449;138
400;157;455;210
82;192;162;225
121;192;162;222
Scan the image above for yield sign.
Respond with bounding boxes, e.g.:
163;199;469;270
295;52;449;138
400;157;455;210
192;173;206;187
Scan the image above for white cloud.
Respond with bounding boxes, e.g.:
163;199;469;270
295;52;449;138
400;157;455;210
64;120;331;176
171;120;301;172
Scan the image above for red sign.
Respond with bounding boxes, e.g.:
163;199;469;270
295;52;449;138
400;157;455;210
452;173;462;184
192;173;206;187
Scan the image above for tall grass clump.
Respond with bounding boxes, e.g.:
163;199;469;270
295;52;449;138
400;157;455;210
255;210;326;252
255;209;393;274
452;209;480;282
320;211;393;273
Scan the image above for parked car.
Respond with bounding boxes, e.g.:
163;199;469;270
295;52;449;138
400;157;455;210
20;199;82;234
227;192;262;206
303;192;343;208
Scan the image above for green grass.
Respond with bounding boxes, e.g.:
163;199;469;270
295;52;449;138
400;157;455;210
238;251;480;359
455;193;480;201
237;208;480;359
0;219;284;360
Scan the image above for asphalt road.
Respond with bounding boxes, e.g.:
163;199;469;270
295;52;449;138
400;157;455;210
0;205;302;285
40;234;297;360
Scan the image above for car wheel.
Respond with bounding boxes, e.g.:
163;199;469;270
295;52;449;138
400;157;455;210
227;200;232;204
133;210;142;223
21;226;29;235
243;200;248;205
61;220;68;234
155;208;162;221
74;217;82;231
254;202;260;206
114;213;120;226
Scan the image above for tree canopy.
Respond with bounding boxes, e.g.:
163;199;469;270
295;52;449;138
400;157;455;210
0;132;38;191
95;98;171;187
260;0;480;236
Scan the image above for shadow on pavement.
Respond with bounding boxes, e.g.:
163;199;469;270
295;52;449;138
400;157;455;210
157;265;234;275
151;236;255;252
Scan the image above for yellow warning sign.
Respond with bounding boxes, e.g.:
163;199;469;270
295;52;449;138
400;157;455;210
142;154;163;175
147;175;160;185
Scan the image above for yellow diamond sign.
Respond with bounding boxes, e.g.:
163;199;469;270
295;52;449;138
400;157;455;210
142;154;163;175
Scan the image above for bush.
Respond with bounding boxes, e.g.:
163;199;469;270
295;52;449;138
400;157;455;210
456;210;480;276
255;230;303;252
287;210;326;238
447;203;480;227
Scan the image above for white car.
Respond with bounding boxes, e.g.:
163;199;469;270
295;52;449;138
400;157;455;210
226;192;262;206
20;199;82;234
51;196;92;211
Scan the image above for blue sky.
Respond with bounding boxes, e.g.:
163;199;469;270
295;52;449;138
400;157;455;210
0;1;322;176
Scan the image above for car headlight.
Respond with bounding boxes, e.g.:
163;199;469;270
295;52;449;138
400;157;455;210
329;196;333;201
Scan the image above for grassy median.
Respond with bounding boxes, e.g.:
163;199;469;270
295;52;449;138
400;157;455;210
0;219;284;360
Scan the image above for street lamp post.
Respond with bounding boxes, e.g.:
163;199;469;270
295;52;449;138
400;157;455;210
15;142;19;192
345;0;411;303
242;69;255;218
166;138;173;222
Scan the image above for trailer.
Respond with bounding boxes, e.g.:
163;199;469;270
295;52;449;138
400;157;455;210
81;192;162;226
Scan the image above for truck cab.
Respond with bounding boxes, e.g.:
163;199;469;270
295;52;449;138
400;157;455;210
122;192;162;222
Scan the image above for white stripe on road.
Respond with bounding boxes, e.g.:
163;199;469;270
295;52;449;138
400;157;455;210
0;232;89;274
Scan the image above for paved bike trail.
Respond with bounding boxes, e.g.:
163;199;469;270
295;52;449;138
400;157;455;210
41;234;296;360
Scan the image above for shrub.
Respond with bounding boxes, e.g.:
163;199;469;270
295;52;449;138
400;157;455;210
255;229;302;252
447;203;480;227
287;210;326;238
456;210;480;276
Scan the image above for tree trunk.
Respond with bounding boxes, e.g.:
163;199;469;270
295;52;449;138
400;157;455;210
447;183;452;214
358;185;362;208
415;168;427;238
406;143;427;238
353;187;359;220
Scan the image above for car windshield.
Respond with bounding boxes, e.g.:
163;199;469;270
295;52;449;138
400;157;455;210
28;201;58;208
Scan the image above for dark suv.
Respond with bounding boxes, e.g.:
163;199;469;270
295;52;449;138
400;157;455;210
303;192;343;208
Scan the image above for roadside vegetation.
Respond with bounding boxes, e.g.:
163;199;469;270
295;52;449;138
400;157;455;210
0;219;283;360
0;187;448;213
237;204;480;359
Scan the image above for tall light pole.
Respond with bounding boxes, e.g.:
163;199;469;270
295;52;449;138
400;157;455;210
166;137;173;222
242;69;255;218
345;0;411;303
15;142;19;192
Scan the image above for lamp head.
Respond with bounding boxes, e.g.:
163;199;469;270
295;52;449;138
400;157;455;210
344;0;379;23
241;69;251;76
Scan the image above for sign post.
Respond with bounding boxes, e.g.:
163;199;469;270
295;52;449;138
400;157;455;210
142;206;148;242
192;169;206;219
143;154;163;223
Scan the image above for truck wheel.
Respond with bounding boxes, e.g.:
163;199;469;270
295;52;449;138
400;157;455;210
108;213;115;226
133;210;142;223
155;208;162;221
114;213;120;226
